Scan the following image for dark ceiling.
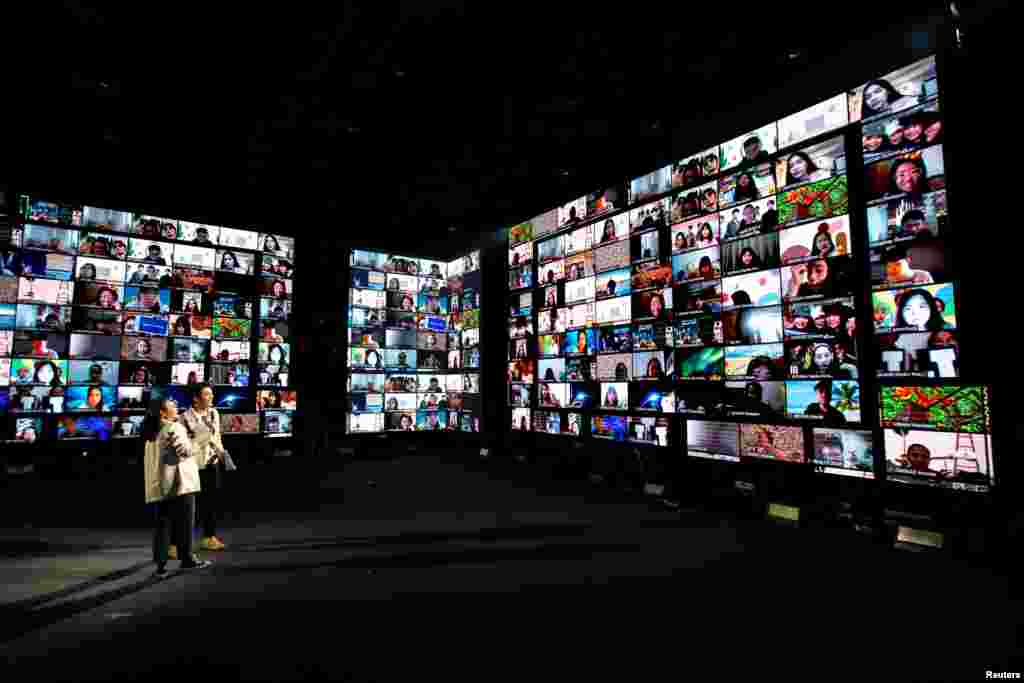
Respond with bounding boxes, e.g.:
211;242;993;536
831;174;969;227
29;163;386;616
4;1;1006;256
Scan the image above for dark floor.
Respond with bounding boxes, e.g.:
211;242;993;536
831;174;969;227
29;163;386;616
1;449;1020;682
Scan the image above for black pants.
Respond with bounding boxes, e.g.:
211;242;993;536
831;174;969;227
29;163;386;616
153;493;196;567
197;463;222;538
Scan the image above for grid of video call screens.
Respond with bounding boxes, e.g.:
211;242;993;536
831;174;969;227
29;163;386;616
346;249;482;433
506;54;993;489
1;195;295;442
509;89;860;443
856;61;955;379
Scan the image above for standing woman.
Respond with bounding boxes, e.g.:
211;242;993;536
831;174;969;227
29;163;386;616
143;398;210;575
181;384;233;552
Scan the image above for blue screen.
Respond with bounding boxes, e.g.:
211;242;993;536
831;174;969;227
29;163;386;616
423;317;446;333
58;416;112;440
638;389;665;411
213;388;249;410
152;385;191;410
0;304;15;329
569;384;594;409
137;315;169;335
592;415;626;441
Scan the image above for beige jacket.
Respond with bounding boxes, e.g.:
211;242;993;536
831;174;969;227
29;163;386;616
180;407;224;470
143;421;202;504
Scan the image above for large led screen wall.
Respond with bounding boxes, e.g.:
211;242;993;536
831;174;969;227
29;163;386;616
346;250;481;434
1;195;296;443
507;55;995;491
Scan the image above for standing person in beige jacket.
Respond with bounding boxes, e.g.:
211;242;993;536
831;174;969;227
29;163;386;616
180;384;232;551
143;398;211;576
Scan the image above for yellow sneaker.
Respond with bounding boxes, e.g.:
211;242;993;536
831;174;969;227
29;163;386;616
199;536;226;551
168;545;178;560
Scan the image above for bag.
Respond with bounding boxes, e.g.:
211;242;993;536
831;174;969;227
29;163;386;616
144;438;166;504
161;461;181;498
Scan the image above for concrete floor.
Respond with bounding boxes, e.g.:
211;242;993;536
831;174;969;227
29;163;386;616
1;451;1020;681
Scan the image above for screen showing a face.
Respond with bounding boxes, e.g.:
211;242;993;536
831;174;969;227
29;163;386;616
718;165;776;210
558;197;587;228
260;233;294;259
785;379;861;424
883;428;993;492
720;124;778;172
775;135;846;192
848;55;937;123
872;283;956;335
65;385;117;412
864;100;942;163
673;147;719;189
76;257;127;284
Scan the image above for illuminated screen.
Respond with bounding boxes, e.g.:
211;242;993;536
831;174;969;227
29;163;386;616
0;194;296;442
739;423;805;463
346;249;482;433
263;409;293;436
630;385;675;413
871;283;956;335
591;414;626;441
533;410;583;437
812;428;875;479
500;53;988;484
629;166;672;205
687;420;740;462
220;413;260;435
628;416;670;446
57;415;112;440
785;379;861;424
883;428;993;492
720;124;778;172
879;385;988;433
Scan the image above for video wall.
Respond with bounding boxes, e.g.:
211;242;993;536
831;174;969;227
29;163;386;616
0;194;296;443
507;55;995;492
346;249;482;433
